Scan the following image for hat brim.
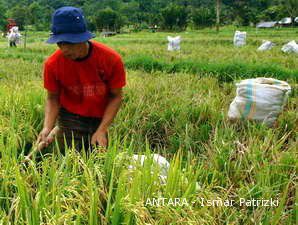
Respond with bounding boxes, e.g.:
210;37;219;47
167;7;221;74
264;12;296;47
46;31;95;44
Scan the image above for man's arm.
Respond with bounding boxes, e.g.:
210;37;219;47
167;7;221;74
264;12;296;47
91;88;123;147
37;91;60;147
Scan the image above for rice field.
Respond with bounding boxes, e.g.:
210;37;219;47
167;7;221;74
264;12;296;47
0;27;297;224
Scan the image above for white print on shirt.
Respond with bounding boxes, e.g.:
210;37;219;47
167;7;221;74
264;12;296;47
67;83;107;97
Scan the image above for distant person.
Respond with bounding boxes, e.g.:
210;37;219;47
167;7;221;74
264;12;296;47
37;6;126;154
7;26;21;47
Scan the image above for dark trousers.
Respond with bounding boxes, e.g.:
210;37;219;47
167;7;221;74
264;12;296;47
56;107;104;154
9;41;16;47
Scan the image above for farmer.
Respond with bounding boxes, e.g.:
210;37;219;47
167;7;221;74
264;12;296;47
37;6;126;153
7;26;21;47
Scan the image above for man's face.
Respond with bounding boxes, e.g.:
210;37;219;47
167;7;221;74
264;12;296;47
57;42;85;60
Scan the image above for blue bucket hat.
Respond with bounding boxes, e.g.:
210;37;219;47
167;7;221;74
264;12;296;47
47;6;95;44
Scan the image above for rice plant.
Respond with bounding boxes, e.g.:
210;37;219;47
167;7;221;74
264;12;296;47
0;27;297;224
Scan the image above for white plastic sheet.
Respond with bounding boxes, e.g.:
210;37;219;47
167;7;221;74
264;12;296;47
118;153;200;190
228;78;291;126
128;154;170;183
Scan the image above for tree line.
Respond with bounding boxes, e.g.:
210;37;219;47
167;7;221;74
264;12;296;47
0;0;297;32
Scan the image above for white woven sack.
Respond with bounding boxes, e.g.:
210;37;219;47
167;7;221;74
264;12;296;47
228;78;291;126
167;36;181;51
233;31;246;47
257;40;274;51
281;40;298;53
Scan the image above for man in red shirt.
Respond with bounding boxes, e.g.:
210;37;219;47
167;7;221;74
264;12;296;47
37;6;126;153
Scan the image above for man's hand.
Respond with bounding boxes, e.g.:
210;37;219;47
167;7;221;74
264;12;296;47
37;127;51;146
35;91;60;151
90;88;122;152
91;130;108;150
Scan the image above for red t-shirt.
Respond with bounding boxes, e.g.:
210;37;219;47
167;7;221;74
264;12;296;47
43;41;126;118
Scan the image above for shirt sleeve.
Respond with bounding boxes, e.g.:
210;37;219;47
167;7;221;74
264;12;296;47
43;61;60;93
108;57;126;89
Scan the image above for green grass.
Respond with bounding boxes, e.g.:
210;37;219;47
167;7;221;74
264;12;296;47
0;27;297;224
125;55;298;82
